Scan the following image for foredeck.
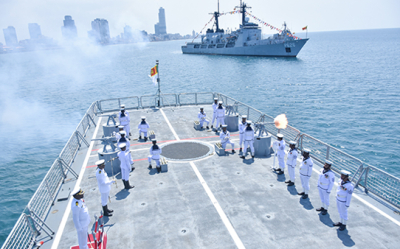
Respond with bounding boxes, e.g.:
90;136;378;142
43;105;400;249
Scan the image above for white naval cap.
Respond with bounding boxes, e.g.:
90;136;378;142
303;148;311;153
289;140;296;145
214;98;218;100
340;170;351;176
325;160;333;165
222;124;228;128
242;115;247;119
118;143;127;148
95;159;105;166
247;120;252;124
120;104;125;108
71;186;84;196
152;139;157;142
218;101;223;104
141;116;146;119
120;131;126;135
118;125;124;129
277;133;284;138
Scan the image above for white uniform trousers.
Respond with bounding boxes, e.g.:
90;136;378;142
121;168;129;181
318;187;330;208
101;192;109;206
139;130;148;137
239;133;245;148
278;155;285;170
123;125;130;136
211;112;217;125
216;117;225;128
244;140;254;156
336;199;348;223
148;156;160;167
221;140;234;150
200;119;209;127
77;226;88;249
300;175;311;194
287;165;296;181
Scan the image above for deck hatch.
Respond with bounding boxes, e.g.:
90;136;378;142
160;141;213;161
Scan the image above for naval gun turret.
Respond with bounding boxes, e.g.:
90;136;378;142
92;136;120;176
102;114;120;137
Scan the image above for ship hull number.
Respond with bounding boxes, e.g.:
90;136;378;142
284;43;295;48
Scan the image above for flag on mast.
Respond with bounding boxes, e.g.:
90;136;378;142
149;65;158;86
302;26;308;30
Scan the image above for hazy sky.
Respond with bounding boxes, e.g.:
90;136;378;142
0;0;399;44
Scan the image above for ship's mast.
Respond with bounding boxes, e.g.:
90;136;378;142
237;1;251;26
213;0;221;32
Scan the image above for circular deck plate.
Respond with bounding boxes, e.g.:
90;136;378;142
160;141;214;161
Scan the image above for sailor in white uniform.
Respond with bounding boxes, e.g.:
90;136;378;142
71;187;91;249
138;116;150;141
274;134;286;175
119;108;131;138
298;148;313;199
117;143;134;189
211;98;218;129
316;160;335;215
198;107;210;129
113;125;125;141
220;125;235;153
117;131;130;149
285;141;298;186
215;101;226;130
239;115;247;153
119;104;129;117
240;121;255;159
148;139;163;173
333;170;354;231
95;160;115;216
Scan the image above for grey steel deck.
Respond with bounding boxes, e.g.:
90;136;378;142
43;105;400;249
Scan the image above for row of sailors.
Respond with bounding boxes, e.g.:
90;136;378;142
71;137;163;249
118;104;150;141
273;134;354;231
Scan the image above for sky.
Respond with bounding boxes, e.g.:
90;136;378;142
0;0;399;44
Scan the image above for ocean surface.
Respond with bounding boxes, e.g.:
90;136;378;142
0;28;399;244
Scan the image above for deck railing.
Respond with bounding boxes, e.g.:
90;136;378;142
2;92;400;248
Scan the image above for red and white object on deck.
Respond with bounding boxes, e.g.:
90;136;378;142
70;215;107;249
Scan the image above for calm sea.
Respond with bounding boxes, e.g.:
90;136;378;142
0;28;399;244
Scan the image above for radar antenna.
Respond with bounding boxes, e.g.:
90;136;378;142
209;0;222;32
235;1;251;26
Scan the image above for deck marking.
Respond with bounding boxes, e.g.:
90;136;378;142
160;109;180;141
51;117;103;249
160;108;245;248
190;162;246;249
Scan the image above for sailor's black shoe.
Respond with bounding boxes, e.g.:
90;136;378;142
232;149;235;153
252;155;255;158
302;194;308;199
316;207;325;212
285;180;291;183
144;137;148;142
298;192;305;195
103;206;113;216
333;222;342;227
288;182;294;186
157;167;161;173
339;225;347;231
107;205;114;213
240;156;245;159
139;136;142;140
277;170;284;175
239;148;242;152
206;126;209;129
148;165;152;169
211;125;213;128
321;209;328;215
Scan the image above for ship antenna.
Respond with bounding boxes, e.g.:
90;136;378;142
209;0;221;32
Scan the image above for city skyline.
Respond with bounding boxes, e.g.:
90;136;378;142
0;0;399;44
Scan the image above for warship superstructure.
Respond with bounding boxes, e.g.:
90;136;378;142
182;2;308;57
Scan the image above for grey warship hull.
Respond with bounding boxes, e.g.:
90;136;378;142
182;38;309;57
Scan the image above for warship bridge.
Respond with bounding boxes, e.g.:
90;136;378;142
2;92;400;249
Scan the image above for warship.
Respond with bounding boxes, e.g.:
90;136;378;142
2;90;400;249
181;1;309;57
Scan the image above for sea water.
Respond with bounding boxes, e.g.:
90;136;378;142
0;28;399;244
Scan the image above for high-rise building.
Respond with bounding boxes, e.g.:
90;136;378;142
124;25;133;41
192;30;195;38
3;26;18;47
28;23;42;40
88;18;110;44
61;15;78;40
154;7;167;36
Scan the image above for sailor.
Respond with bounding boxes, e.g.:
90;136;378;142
95;160;115;217
119;104;129;117
215;101;226;130
71;187;91;249
117;143;134;189
274;134;286;175
333;170;354;231
220;125;235;153
211;98;218;129
148;139;163;173
298;148;313;199
316;160;335;215
113;125;125;141
240;121;255;159
198;107;210;129
239;115;247;152
285;141;298;186
117;131;130;149
119;107;131;138
138;116;150;141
